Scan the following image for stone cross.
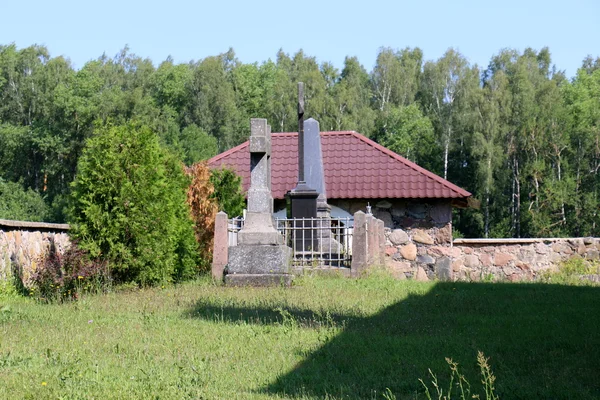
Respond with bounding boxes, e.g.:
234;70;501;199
226;118;292;286
237;118;281;245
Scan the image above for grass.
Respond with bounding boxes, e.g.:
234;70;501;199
1;273;599;399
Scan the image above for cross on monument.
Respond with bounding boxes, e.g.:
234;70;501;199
287;82;319;252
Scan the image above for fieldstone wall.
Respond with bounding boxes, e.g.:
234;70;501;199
384;230;600;282
0;219;70;286
330;199;452;232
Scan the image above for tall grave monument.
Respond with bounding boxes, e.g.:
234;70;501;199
226;119;292;286
287;83;319;252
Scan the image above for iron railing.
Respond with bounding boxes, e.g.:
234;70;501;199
227;216;353;268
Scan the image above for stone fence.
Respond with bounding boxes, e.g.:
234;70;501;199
384;228;600;281
0;219;70;286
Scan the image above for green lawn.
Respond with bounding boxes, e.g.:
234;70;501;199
1;274;599;399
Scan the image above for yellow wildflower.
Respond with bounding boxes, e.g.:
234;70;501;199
41;382;47;386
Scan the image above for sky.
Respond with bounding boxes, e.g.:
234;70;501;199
1;0;598;79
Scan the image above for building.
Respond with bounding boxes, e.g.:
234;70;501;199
208;130;472;244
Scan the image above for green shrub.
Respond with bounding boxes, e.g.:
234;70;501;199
68;123;200;285
0;178;48;221
540;256;599;285
209;167;245;217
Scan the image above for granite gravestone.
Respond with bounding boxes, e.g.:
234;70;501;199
304;118;342;257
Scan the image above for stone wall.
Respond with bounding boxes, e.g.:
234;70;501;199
329;199;452;232
384;230;600;282
0;219;70;286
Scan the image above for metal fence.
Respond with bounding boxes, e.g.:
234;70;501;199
227;216;353;268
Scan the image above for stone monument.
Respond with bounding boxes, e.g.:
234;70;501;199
225;118;292;286
287;82;319;253
304;118;342;258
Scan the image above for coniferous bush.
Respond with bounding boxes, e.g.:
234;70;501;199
209;167;245;218
68;123;200;285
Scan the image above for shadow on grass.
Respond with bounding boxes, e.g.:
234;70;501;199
188;282;600;399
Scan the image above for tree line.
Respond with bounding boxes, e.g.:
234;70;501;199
0;43;599;238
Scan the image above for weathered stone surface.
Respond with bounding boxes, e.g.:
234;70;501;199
1;227;70;288
494;253;514;267
535;243;549;254
552;242;573;254
435;257;453;281
228;245;292;275
212;211;228;281
427;246;446;256
400;243;417;261
389;229;409;245
385;259;411;279
430;203;452;224
407;203;427;219
435;224;452;244
225;274;293;287
412;230;434;245
585;249;600;260
417;255;435;265
390;205;406;218
578;244;587;255
452;259;464;272
583;237;594;245
385;246;397;256
374;210;393;228
462;247;473;254
414;266;429;281
376;200;392;209
480;253;492;267
549;252;563;263
464;254;480;268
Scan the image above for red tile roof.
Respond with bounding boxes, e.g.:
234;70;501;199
207;131;471;200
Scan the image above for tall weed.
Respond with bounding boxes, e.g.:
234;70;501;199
31;240;111;302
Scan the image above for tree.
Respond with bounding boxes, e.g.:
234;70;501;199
68;123;200;285
209;167;245;217
0;178;48;221
420;48;479;180
375;104;436;169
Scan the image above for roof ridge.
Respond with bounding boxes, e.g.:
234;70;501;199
349;132;472;197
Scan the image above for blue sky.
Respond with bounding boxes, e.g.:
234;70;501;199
1;0;598;78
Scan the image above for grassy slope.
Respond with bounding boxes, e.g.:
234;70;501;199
1;274;599;399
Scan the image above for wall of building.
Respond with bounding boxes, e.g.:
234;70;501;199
0;220;70;286
330;199;453;244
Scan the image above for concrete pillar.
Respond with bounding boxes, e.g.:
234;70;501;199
212;211;228;281
351;211;367;276
377;219;385;265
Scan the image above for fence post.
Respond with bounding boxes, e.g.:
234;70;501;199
212;211;228;281
377;219;385;266
351;211;367;276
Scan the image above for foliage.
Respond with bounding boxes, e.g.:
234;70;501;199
1;43;600;237
30;241;110;303
209;167;245;217
539;256;600;285
0;178;48;221
68;123;200;285
185;162;218;272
